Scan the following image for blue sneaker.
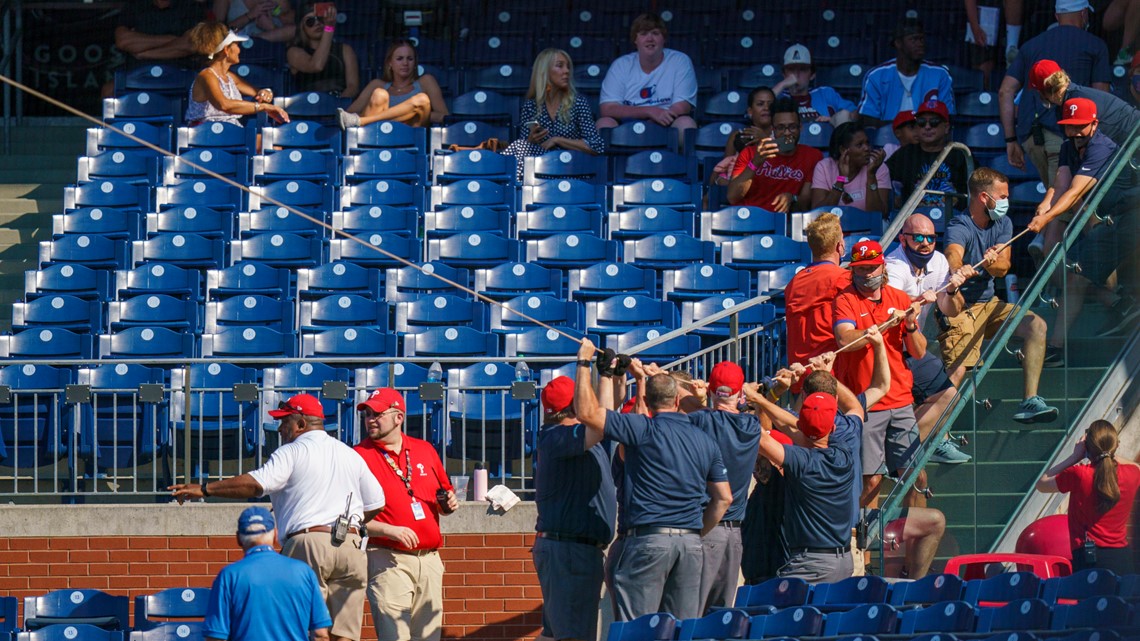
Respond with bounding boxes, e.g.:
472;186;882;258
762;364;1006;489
1013;395;1058;424
930;438;972;464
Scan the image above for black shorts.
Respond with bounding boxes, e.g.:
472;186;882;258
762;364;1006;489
906;351;953;404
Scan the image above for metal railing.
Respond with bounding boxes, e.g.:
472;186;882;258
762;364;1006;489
880;141;976;245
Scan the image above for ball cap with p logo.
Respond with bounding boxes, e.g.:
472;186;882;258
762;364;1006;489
849;240;886;266
1057;97;1097;126
357;388;406;414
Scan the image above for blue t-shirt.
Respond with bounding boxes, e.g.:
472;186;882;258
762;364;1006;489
780;411;864;549
604;410;728;531
1060;84;1140;147
857;59;956;121
535;421;617;545
944;212;1013;306
782;87;858;122
688;409;763;522
204;545;331;641
1006;26;1111;137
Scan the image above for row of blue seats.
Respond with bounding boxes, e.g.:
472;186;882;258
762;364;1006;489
0;588;210;634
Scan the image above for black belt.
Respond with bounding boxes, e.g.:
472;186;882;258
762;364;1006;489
719;520;744;528
368;545;437;556
624;526;700;538
537;532;607;550
287;525;360;540
794;546;848;555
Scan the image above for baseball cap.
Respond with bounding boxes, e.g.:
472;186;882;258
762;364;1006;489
770;429;793;446
1055;0;1093;13
1057;97;1097;125
849;240;886;266
357;388;406;414
797;392;838;440
237;506;275;535
541;376;574;415
708;361;744;397
916;98;950;122
268;393;327;419
892;110;916;129
1028;59;1062;91
783;44;812;67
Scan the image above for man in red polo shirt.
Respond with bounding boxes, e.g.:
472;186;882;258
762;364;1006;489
783;212;850;390
354;388;458;641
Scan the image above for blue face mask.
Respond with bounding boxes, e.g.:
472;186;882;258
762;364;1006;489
986;193;1010;221
903;243;934;268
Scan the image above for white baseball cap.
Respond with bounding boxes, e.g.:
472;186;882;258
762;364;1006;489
783;44;812;67
1055;0;1093;13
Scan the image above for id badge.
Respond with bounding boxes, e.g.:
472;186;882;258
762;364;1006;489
410;500;426;521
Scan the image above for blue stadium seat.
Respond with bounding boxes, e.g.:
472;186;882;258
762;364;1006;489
426;232;522;269
624;233;717;270
704;33;783;66
384;262;470;303
128;622;204;641
13;293;106;333
947;64;986;95
340;179;424;210
554;39;614;66
333;205;419;237
238;205;324;238
520;179;604;211
154;179;243;212
567;262;655;302
677;609;751;640
64;180;148;212
964;572;1043;606
474;262;562;301
431;179;516;211
86;121;170;156
345;121;427;154
298;261;383;300
613;178;701;211
811;575;891;612
247;179;334;212
231;62;286;95
175;122;254;154
503;326;589;359
491;295;581;332
1050;596;1131;631
328;232;420;267
261;362;352;440
616;150;698;184
526;233;620;269
103;92;179;124
522;150;607;185
889;573;966;607
0;364;72;470
692;122;736;162
1010;181;1049;206
75;362;168;477
603;121;677;156
791;208;883;241
76;151;155;185
961;122;1007;153
299;294;388;332
444;360;533;464
424;205;509;239
342;149;428;183
806;33;873;66
394;294;487;333
750;605;825;638
431;121;511;153
25;264;111;302
107;294;197;331
702;206;786;242
235;37;285;67
98;326;196;358
113;64;195;97
799;121;834;151
261;121;342;153
816;63;868;100
733;63;783;90
975;598;1052;633
0;328;92;359
40;235;129;270
132;233;224;270
1042;569;1119;605
820;603;900;636
147;205;232;240
200;327;297;359
721;235;810;271
458;36;534;66
606;613;678;641
354;363;438;443
403;326;500;358
466;64;532;96
729;577;811;615
204;295;294;333
168;364;258;470
115;263;202;301
990;154;1040;184
161;149;246;184
702;90;751;123
680;295;776;337
0;596;14;634
17;625;125;641
585;294;679;336
662;264;751;303
301;327;398;358
433;149;517;184
230;233;323;269
274;91;348;121
445;89;515;127
897;600;977;634
250;149;338;184
957;91;1000;124
607;206;694;241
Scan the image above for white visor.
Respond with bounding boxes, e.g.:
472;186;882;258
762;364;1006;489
211;30;250;58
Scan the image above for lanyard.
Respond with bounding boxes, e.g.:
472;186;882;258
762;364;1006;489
381;447;414;498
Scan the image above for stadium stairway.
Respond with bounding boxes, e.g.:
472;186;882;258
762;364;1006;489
0;117;85;331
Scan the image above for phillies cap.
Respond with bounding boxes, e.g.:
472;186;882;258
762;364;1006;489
237;506;275;535
797;392;839;439
708;361;745;397
357;387;406;414
1028;59;1062;91
783;44;812;67
1057;97;1097;125
892;110;917;129
541;376;575;415
849;240;886;266
1055;0;1093;13
916;98;950;122
268;393;327;419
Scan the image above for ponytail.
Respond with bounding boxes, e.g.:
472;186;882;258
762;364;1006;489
1086;420;1121;513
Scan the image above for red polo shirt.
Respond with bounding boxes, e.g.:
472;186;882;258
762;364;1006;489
785;261;851;366
833;283;914;410
354;435;453;552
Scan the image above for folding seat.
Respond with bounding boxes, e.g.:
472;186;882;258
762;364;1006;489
799;121;834;151
201;326;297;359
175;121;254;154
661;264;751;303
205;261;290;301
946;65;985;95
445;89;515;127
522;150;607;185
608;206;694;241
230;233;323;269
73;363;168;481
430;179;516;212
147;205;232;240
704;34;784;67
990;154;1040;185
383;262;470;303
624;233;717;271
1050;596;1132;632
431;121;511;153
128;622;206;641
521;179;604;211
340;179;424;211
235;37;285;67
160;149;246;184
76;150;155;185
606;613;678;641
274;91;349;121
98;326;196;358
64;179;148;212
132;233;225;270
299;294;388;332
345;120;427;154
328;232;420;268
106;294;197;332
567;262;655;302
250;149;338;184
702;206;785;243
86;121;170;156
204;295;294;334
354;362;438;443
342;149;427;183
394;294;486;333
330;204;417;238
16;625;123;641
676;609;751;640
231;62;286;95
443;361;534;465
466;64;532;96
103;92;179;124
964;572;1043;607
474;262;562;301
548;38;614;66
22;589;130;631
1010;181;1049;207
791;208;882;241
503;326;590;359
54;207;140;241
702;90;751;123
433;149;516;185
734;64;783;91
261;121;342;154
424;205;509;239
606;326;698;363
692;122;737;162
403;326;499;358
0;363;72;470
490;295;581;333
603;121;677;156
247;179;334;213
811;575;891;612
1042;569;1120;605
426;232;522;269
820;603;900;636
816;64;868;101
721;235;810;272
298;261;383;301
40;235;129;270
957;91;1000;124
585;294;679;336
154;179;243;212
457;35;534;66
750;605;825;638
975;598;1052;633
168;364;258;471
301;327;397;359
238;205;325;238
613;178;701;212
25;264;112;302
526;233;620;270
728;577;811;615
114;262;202;301
113;64;195;97
260;362;352;442
961;122;1007;154
897;601;978;635
889;573;966;608
615;150;698;184
680;295;776;337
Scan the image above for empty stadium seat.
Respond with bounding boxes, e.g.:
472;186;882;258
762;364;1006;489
107;294;198;332
340;179;425;210
133;585;212;629
274;91;347;121
964;571;1045;605
615;149;698;184
503;326;589;359
383;262;470;302
523;150;607;185
230;233;323;269
132;233;225;270
728;577;811;615
624;233;717;270
12;295;102;333
114;263;202;301
0;364;72;470
567;262;655;301
811;575;891;612
0;328;94;359
680;295;776;337
433;149;517;184
64;180;148;213
820;603;900;636
521;179;604;211
342;149;428;183
474;262;562;300
261;362;352;441
444;360;534;462
427;232;522;269
251;149;338;184
175;122;254;154
114;64;195;97
607;206;694;241
613;178;701;211
75;362;169;479
526;233;620;270
261;121;342;153
975;598;1052;633
1042;569;1119;605
431;179;516;211
889;573;966;607
586;295;679;336
749;605;825;638
676;609;750;640
299;295;388;332
603;121;677;156
87;121;171;156
394;294;487;333
147;205;232;240
25;264;112;301
239;206;324;238
200;327;297;359
721;235;810;271
98;327;196;358
298;261;383;301
301;327;398;359
204;295;294;334
103;92;179;124
169;363;258;470
403;326;500;358
491;295;582;332
17;625;124;641
345;121;427;154
897;600;977;634
702;206;786;242
606;613;678;641
445;89;515;126
431;121;511;153
76;151;155;185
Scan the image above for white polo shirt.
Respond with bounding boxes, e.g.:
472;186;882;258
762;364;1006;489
884;245;950;330
249;430;385;537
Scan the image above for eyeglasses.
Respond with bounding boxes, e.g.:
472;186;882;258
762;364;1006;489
304;15;321;27
772;124;800;134
915;118;944;128
906;233;936;244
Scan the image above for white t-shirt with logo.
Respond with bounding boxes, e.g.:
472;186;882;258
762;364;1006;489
600;49;698;110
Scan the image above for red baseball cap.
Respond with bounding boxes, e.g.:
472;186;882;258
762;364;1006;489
541;376;575;415
269;393;327;419
357;387;406;414
891;109;916;129
797;392;838;439
849;240;885;266
1057;97;1098;125
770;429;794;446
916;98;950;122
1028;59;1062;91
709;361;744;397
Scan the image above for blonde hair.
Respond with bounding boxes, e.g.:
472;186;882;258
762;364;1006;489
1086;420;1121;513
188;22;229;58
380;39;422;83
1042;69;1071;104
805;213;843;258
528;48;576;125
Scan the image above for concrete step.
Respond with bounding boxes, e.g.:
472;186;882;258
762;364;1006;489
960;428;1068;463
927;492;1025;528
0;198;65;215
926;460;1043;493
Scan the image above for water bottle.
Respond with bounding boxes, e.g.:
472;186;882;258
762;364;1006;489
514;360;530;382
1005;274;1020;305
473;463;488;501
427;361;443;383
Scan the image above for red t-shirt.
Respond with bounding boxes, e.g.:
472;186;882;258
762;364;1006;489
1056;462;1140;549
732;144;823;210
785;261;851;366
354;435;453;552
833;283;914;410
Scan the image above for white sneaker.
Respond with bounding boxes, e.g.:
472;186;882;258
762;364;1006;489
337;108;361;130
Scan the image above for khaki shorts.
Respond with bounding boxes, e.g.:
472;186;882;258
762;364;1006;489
367;547;445;641
282;531;368;640
939;298;1014;372
1022;128;1063;203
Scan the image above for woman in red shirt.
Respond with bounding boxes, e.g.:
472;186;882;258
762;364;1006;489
1037;420;1140;575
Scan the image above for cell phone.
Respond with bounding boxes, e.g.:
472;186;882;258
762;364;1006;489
776;137;796;154
314;2;334;18
523;120;538;130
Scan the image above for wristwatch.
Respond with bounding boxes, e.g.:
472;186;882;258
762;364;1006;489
832;175;848;192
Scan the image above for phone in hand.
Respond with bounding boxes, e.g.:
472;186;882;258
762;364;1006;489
776;136;796;154
314;2;334;19
523;120;539;131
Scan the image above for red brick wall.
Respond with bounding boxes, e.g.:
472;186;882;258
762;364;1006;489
0;533;542;641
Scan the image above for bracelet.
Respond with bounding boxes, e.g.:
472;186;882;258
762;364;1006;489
746;160;759;173
201;483;210;498
831;183;846;193
946;288;958;296
323;25;335;32
905;324;918;332
576;360;592;368
1004;135;1018;143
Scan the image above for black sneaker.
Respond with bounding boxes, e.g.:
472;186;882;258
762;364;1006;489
1042;345;1065;368
1100;296;1140;337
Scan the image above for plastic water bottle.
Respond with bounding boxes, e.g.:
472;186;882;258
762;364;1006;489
473;463;488;501
1005;274;1020;305
427;361;443;383
514;360;530;381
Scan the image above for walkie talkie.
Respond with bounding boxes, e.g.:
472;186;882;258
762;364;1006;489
332;492;353;546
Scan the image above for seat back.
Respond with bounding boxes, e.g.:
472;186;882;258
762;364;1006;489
133;588;211;628
24;589;130;630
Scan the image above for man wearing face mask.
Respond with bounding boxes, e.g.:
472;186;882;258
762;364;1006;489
1027;98;1140;346
941;168;1060;424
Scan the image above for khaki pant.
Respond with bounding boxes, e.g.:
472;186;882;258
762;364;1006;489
282;532;368;641
1021;128;1063;189
938;298;1014;372
367;547;445;641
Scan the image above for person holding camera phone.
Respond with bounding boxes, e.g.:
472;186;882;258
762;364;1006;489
287;2;359;99
353;388;457;641
727;96;822;213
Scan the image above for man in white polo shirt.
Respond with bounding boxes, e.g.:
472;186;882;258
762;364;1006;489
171;393;386;641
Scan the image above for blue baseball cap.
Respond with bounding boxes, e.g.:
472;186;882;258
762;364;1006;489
237;506;275;535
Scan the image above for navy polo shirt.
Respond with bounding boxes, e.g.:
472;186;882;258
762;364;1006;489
534;421;617;546
780;411;864;549
1060;84;1140;147
944;212;1012;306
688;409;763;522
604;410;728;531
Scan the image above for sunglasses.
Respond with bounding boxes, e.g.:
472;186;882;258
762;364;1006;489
304;15;322;27
915;118;944;128
853;246;881;261
906;233;936;243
